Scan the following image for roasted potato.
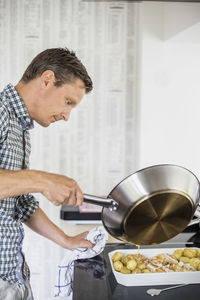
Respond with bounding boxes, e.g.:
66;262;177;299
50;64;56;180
197;250;200;258
183;248;197;258
172;249;183;261
120;267;131;274
180;256;190;264
137;263;146;270
112;252;123;262
132;267;142;274
189;258;200;270
113;261;123;272
123;254;134;266
127;259;137;271
142;268;151;273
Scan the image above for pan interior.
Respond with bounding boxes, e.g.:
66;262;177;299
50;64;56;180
123;191;194;245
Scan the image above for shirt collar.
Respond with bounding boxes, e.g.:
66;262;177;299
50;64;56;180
4;83;34;130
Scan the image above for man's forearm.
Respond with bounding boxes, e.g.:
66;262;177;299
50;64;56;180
0;169;44;200
25;207;67;247
0;168;84;207
25;207;94;249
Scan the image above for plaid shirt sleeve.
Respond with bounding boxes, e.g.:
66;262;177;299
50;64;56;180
17;194;39;223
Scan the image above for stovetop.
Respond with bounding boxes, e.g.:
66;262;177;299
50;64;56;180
73;225;200;300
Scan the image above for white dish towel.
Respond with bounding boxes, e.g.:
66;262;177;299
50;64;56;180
54;226;108;299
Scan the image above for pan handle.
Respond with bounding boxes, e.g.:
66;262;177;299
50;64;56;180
83;193;118;211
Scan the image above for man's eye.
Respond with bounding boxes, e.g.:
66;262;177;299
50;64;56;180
65;99;72;105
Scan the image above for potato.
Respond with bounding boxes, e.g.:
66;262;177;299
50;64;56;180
183;248;197;258
189;258;200;269
112;252;123;262
142;268;151;273
197;263;200;271
123;254;134;266
127;259;137;271
132;268;142;274
121;267;131;274
172;249;183;261
113;261;123;272
197;250;200;258
180;256;190;264
132;254;144;262
137;263;146;270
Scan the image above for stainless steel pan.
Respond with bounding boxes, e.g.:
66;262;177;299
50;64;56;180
84;164;200;245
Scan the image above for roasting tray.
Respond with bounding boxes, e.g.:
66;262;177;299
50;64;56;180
108;248;200;286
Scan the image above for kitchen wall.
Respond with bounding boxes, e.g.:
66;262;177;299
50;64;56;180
138;2;200;179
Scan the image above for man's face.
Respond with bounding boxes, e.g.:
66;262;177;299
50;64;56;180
33;77;86;127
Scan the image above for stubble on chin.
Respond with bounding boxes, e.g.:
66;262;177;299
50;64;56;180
36;118;51;127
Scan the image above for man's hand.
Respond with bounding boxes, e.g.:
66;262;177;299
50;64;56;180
40;172;84;206
62;231;94;249
0;169;84;207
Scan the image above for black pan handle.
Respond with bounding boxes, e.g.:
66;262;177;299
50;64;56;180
83;193;118;211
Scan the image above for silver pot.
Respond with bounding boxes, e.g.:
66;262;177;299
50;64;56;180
84;164;200;245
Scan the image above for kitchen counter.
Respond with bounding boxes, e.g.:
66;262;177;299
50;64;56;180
73;227;200;300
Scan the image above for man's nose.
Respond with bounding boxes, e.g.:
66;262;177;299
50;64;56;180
62;110;71;121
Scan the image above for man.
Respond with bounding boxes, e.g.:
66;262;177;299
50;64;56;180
0;48;94;299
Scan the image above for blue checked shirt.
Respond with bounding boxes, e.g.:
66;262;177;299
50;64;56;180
0;83;39;284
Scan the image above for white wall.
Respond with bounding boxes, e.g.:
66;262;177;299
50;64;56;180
138;2;200;179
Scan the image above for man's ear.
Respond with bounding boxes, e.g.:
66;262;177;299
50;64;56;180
40;70;55;87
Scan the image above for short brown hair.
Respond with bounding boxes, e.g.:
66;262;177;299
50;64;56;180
21;48;93;93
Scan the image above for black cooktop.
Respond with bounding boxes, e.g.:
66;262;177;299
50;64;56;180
73;226;200;300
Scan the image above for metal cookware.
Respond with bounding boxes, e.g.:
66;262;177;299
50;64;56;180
84;164;200;245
